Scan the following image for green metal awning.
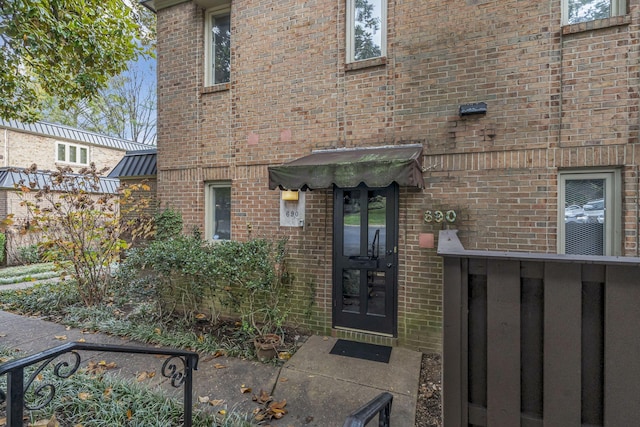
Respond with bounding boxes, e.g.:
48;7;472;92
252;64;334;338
268;144;424;190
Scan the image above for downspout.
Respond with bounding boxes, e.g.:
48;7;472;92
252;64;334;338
3;129;8;167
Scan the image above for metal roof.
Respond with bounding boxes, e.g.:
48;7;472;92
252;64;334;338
0;119;152;152
108;149;157;178
0;167;120;194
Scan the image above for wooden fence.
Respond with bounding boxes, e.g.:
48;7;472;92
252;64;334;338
438;230;640;426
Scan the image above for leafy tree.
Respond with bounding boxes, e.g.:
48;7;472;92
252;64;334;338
0;0;147;123
354;0;382;60
41;61;157;144
8;163;153;306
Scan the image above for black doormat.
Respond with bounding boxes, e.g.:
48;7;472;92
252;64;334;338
329;339;392;363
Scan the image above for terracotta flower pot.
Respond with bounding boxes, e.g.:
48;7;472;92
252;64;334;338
254;333;281;361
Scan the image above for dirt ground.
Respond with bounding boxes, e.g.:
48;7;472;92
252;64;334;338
415;353;442;426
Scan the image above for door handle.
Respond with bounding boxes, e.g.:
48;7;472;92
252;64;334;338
387;263;393;268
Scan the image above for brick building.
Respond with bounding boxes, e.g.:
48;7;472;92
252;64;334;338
0;120;151;264
147;0;640;352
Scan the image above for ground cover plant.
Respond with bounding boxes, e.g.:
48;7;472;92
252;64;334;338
0;348;252;427
0;263;59;285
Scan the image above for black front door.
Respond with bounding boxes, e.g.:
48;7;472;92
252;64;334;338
333;184;398;335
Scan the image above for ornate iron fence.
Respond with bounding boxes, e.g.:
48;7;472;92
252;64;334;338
0;342;198;427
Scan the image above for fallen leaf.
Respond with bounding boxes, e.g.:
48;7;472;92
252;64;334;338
77;392;91;400
198;396;210;403
240;385;252;394
98;361;117;369
154;328;161;334
213;363;226;369
103;388;112;398
65;326;71;331
29;415;59;427
0;333;6;337
195;313;206;319
253;389;272;404
279;377;288;383
86;360;117;374
218;409;227;416
76;338;86;343
278;352;291;360
126;409;132;420
54;335;67;340
209;399;225;406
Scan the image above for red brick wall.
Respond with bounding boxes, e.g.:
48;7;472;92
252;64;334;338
156;0;640;352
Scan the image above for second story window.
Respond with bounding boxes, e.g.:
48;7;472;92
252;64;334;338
56;142;88;166
346;0;386;63
205;6;231;86
563;0;626;25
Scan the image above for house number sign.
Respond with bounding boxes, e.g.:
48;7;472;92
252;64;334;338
424;210;457;223
280;192;305;227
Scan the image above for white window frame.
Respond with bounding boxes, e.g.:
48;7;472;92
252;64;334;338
346;0;387;63
557;169;621;256
204;5;231;87
55;141;89;166
562;0;626;25
205;181;231;242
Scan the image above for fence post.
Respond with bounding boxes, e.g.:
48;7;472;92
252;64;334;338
6;367;24;427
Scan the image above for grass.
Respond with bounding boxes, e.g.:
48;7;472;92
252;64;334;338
0;263;59;285
0;348;253;427
343;207;386;226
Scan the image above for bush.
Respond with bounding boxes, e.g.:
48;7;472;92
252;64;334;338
116;230;219;320
213;237;290;337
0;232;5;264
154;207;183;241
17;244;40;265
117;233;291;337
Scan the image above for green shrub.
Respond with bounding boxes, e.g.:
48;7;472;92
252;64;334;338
0;232;5;264
213;237;290;337
116;231;219;320
154;207;183;241
17;244;40;265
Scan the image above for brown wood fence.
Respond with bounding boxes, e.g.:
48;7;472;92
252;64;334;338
438;230;640;427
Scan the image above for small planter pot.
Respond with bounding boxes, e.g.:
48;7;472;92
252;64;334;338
254;333;281;361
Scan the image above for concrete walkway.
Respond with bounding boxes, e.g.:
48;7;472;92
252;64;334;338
0;310;421;426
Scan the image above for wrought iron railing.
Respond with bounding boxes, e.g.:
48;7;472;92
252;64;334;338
0;342;199;427
342;392;393;427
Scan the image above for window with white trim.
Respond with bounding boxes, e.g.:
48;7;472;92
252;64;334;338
346;0;386;63
558;169;621;256
205;182;231;241
56;142;89;166
563;0;626;25
204;5;231;86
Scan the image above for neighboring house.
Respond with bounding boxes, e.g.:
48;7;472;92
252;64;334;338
147;0;640;352
0;119;151;264
0;119;150;174
108;148;159;221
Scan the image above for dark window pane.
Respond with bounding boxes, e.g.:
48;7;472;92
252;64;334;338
212;14;231;84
